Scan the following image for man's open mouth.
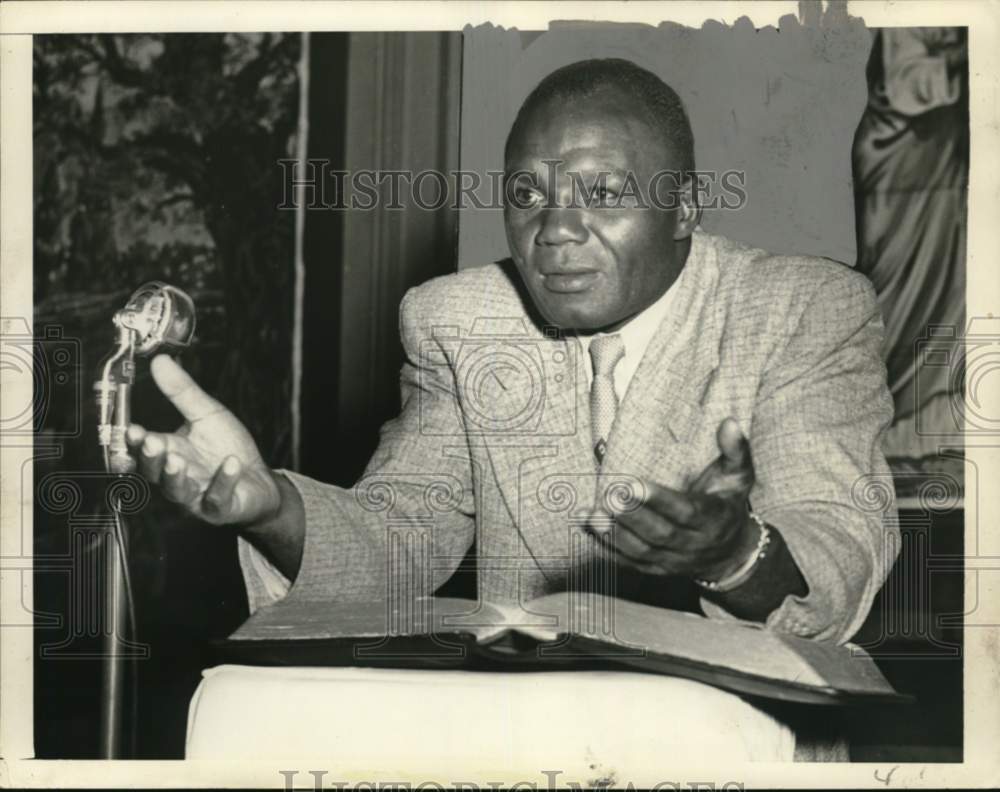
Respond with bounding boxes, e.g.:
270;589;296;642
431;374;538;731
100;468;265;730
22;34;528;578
540;271;601;293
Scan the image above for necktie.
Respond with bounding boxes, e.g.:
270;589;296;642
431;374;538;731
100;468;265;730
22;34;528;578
589;334;625;464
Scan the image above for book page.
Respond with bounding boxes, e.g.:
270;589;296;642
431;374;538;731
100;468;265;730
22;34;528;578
512;592;895;695
230;596;507;642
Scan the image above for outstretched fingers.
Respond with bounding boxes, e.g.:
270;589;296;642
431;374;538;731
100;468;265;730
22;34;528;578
126;424;169;485
161;452;201;505
202;456;241;520
150;354;225;424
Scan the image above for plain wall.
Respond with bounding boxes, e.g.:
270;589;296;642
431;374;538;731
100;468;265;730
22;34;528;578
458;18;872;269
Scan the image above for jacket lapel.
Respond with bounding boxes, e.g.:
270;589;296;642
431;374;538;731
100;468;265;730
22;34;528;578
481;330;598;578
600;230;722;489
481;231;722;580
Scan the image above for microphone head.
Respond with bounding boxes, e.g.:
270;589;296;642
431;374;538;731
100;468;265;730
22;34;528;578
117;282;196;356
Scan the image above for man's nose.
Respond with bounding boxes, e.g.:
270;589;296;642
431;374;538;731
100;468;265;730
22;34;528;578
535;207;588;246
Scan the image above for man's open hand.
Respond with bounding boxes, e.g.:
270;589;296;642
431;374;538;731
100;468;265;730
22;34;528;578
125;355;281;526
597;417;758;582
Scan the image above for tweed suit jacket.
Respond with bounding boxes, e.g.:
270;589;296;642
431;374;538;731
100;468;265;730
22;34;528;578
240;228;898;645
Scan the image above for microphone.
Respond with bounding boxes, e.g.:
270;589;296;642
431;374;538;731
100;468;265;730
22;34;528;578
94;282;196;474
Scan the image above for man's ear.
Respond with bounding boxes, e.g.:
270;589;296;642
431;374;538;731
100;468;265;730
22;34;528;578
673;176;702;240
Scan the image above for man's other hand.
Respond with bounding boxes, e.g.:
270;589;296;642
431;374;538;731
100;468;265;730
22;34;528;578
599;417;758;581
125;354;282;526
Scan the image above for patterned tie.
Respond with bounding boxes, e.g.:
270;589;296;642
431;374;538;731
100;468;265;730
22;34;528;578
589;334;626;464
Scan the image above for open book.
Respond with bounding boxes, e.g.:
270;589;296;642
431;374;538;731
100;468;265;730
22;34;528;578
221;591;905;707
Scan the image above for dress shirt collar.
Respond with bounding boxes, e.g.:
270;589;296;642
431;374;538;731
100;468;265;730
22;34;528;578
576;273;680;400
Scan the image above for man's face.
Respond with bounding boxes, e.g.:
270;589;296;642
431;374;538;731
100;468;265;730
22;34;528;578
504;91;692;332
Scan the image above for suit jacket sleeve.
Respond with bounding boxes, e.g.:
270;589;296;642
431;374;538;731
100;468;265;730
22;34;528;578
238;284;476;612
703;266;899;644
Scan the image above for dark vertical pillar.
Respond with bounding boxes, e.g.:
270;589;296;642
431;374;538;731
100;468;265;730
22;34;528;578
331;32;464;486
300;33;350;481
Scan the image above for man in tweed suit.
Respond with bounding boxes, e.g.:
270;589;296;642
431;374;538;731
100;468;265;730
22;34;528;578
127;60;896;649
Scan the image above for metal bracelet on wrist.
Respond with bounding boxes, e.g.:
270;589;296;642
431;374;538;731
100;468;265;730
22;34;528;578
695;511;771;593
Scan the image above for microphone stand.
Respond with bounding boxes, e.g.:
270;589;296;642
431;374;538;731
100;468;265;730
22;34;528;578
99;507;129;759
93;283;196;758
95;317;137;759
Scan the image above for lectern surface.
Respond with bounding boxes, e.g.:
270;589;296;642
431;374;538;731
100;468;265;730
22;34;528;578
185;664;796;774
